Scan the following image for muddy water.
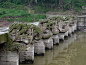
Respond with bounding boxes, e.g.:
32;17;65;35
20;32;86;65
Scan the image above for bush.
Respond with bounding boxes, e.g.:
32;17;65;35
1;2;16;8
0;9;6;15
0;2;47;22
7;18;14;22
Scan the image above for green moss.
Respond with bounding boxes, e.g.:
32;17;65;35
65;21;69;23
0;33;7;44
7;38;27;51
19;27;28;35
56;16;64;21
48;16;57;20
32;24;43;40
9;22;25;32
46;21;55;28
7;33;14;51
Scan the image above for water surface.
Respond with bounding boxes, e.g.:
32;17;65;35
21;32;86;65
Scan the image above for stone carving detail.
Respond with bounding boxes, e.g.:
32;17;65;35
38;19;53;39
8;22;43;51
9;22;33;44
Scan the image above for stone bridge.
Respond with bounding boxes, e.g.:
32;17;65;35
0;15;77;65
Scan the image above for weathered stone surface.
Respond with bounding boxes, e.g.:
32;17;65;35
0;51;19;65
73;23;77;31
43;38;53;49
68;27;72;35
34;40;45;55
64;31;68;37
0;27;9;44
42;30;53;39
38;19;53;39
82;6;86;14
19;44;34;64
51;35;59;45
58;21;69;33
58;33;65;41
8;22;33;44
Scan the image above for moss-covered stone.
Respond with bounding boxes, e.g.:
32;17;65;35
42;30;53;39
48;16;57;20
0;33;7;44
9;22;41;43
7;22;34;51
32;24;43;40
56;16;64;21
39;19;49;24
46;21;55;27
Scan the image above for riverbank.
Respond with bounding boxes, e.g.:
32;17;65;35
0;2;81;28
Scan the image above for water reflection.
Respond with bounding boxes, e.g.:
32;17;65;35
20;32;86;65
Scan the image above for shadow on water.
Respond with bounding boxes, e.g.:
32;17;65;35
20;32;86;65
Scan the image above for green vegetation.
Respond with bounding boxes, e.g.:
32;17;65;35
0;0;86;22
0;2;46;22
0;0;86;12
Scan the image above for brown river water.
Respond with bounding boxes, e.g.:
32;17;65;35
20;31;86;65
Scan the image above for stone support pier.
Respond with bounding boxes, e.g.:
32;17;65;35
19;44;34;64
43;38;53;50
0;51;19;65
51;35;59;45
34;40;45;56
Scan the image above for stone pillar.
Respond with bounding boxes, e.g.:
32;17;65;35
58;33;65;41
0;51;19;65
64;31;68;38
68;27;72;36
34;40;45;56
72;26;75;33
74;24;77;31
51;35;59;45
19;44;34;64
43;38;53;50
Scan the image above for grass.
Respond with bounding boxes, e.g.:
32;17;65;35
0;2;46;22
